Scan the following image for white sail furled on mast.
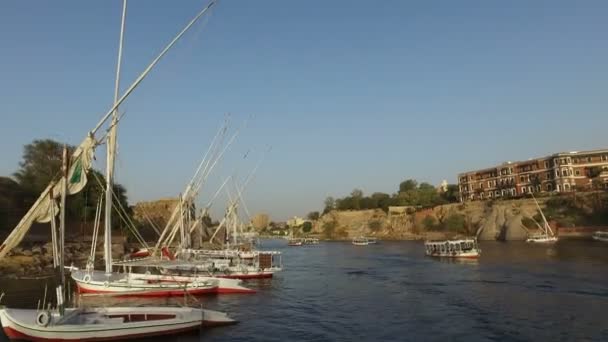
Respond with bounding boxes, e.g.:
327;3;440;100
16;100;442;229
0;136;97;260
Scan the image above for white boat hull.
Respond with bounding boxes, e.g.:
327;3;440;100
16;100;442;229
425;250;480;259
179;249;283;279
526;236;558;243
71;270;254;297
592;236;608;242
0;306;235;341
163;264;277;279
352;242;370;246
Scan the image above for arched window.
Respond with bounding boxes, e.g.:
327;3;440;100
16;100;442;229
546;183;553;191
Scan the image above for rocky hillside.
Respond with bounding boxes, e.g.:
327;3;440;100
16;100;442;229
310;196;599;241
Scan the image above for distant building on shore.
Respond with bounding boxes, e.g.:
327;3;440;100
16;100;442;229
458;149;608;202
251;213;270;230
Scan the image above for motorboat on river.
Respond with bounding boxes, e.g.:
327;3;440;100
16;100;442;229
592;231;608;242
424;239;481;258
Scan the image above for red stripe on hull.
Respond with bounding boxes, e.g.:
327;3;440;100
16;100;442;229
2;324;202;342
75;284;218;297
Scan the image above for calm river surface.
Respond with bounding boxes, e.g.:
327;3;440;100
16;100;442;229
1;239;607;341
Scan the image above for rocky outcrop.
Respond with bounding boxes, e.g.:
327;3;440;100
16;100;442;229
314;198;552;241
0;238;126;278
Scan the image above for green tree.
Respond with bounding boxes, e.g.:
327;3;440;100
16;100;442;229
13;139;71;196
12;138;131;227
441;184;460;203
417;182;441;208
337;197;355;210
350;189;363;210
307;211;320;221
399;179;418;193
302;221;313;233
371;192;391;212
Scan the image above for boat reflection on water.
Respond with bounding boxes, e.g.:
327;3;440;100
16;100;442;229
433;257;480;266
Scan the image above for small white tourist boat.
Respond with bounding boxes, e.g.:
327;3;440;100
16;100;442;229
303;238;320;245
288;239;303;246
424;239;481;258
525;194;558;244
592;231;608;242
352;237;371;246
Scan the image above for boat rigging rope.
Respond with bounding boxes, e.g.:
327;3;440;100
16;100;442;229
88;194;104;266
91;172;149;250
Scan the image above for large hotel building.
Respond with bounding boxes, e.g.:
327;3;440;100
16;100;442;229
458;149;608;202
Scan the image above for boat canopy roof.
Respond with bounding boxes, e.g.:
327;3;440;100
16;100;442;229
425;239;477;245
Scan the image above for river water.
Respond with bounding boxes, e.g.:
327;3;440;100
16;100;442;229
1;239;607;341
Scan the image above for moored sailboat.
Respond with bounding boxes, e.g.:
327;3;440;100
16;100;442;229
66;0;254;297
0;2;238;340
525;194;558;244
151;158;283;280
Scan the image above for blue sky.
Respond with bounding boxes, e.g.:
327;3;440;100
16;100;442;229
0;0;606;221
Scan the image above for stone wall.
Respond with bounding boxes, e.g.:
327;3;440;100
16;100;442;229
132;198;179;238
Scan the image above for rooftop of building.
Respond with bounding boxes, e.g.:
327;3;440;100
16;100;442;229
458;148;608;178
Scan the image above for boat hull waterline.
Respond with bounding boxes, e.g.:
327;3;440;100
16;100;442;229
71;270;255;297
0;306;235;342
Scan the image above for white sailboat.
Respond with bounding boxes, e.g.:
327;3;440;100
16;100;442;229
0;147;233;341
67;0;253;297
154;157;283;280
525;194;558;244
173;185;282;279
0;2;237;340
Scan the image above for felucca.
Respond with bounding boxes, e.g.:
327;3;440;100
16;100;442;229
525;194;558;244
0;2;236;340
